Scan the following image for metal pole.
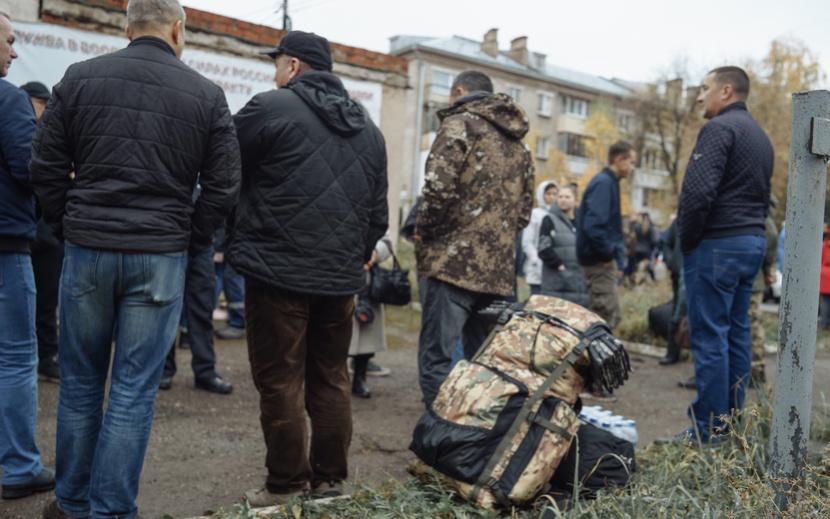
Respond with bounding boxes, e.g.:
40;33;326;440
769;90;830;513
282;0;288;31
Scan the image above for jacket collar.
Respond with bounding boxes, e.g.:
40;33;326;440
602;167;620;182
128;36;176;56
717;101;747;117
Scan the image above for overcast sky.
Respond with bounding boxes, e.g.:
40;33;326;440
181;0;830;86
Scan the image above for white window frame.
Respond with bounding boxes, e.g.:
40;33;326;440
431;69;454;96
508;85;522;103
537;91;554;117
536;136;550;160
561;95;588;118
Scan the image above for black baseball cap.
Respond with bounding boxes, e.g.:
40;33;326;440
20;81;50;100
260;30;333;72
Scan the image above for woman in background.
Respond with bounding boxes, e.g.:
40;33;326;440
538;185;588;307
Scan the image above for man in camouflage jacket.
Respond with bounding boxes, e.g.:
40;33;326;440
415;70;534;407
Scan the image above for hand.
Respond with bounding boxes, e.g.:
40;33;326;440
363;250;378;271
765;271;776;286
558;265;566;271
214;252;224;263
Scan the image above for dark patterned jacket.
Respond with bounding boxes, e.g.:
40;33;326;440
228;72;389;296
677;102;773;254
30;37;240;254
415;92;534;297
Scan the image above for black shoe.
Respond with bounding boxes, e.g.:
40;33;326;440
195;375;233;394
678;376;696;390
214;326;245;340
43;497;88;519
659;351;680;365
158;376;173;391
2;467;56;499
38;354;61;382
352;377;371;398
178;331;191;349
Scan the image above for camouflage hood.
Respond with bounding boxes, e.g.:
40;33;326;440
438;92;529;140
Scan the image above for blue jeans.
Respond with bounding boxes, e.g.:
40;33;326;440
683;235;764;439
55;244;186;519
214;261;245;328
0;253;43;485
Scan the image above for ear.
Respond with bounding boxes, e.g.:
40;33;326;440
721;82;733;100
125;24;133;41
172;19;183;45
288;57;302;80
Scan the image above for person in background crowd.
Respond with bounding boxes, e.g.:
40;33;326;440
576;141;635;403
349;234;394;399
522;180;558;295
624;212;640;280
538;184;588;306
747;201;778;386
671;66;772;446
576;141;635;329
29;0;241;516
228;30;388;506
159;206;234;395
660;218;685;366
820;225;830;331
634;212;659;280
0;10;56;502
213;223;246;339
21;81;63;383
414;70;534;408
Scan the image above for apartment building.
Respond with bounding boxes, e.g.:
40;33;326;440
390;29;671;220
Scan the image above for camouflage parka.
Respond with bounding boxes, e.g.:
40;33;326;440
415;92;535;297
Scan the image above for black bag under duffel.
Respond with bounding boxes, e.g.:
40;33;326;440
549;421;636;496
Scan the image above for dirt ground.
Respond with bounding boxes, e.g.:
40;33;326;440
3;306;830;519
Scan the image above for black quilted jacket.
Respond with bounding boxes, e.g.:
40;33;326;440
677;102;773;254
227;71;389;296
30;37;241;254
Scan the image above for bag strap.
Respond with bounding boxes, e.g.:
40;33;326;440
470;325;589;507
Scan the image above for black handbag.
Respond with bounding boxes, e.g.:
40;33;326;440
368;253;411;305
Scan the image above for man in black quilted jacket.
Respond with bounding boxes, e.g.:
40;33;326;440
674;66;772;446
29;1;241;517
227;31;388;506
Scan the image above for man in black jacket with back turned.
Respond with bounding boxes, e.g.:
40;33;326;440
29;1;241;517
228;31;388;507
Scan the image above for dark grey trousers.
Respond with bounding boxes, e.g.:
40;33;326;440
417;277;495;408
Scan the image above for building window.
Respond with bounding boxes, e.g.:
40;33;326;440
432;70;454;96
508;86;521;102
536;137;550;160
558;132;590;159
538;92;553;117
619;114;631;131
561;95;589;118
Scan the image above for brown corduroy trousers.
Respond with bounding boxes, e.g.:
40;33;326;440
245;283;354;493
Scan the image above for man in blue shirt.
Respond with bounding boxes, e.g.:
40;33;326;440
675;66;772;445
576;141;636;330
0;11;56;500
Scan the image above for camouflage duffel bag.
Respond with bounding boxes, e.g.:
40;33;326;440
410;295;623;510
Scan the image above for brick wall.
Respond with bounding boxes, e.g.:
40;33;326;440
42;0;407;74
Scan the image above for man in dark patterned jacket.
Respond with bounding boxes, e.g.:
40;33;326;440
415;70;535;407
229;31;388;506
30;1;241;517
674;66;773;445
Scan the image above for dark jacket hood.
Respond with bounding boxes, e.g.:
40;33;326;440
437;92;529;140
285;71;366;136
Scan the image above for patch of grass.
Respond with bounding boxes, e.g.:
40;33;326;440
207;388;830;519
615;283;672;345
